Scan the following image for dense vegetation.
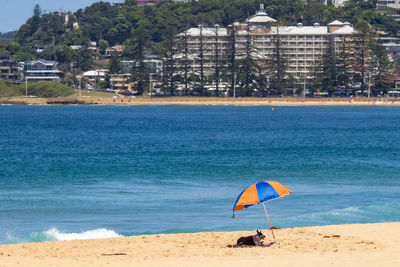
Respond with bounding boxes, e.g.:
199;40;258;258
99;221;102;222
11;0;400;47
0;31;17;42
0;80;75;98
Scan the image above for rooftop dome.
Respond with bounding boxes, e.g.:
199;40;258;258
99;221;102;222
328;20;344;26
246;11;277;24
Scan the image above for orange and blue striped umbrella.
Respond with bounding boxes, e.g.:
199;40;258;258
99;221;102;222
232;180;291;243
233;180;291;212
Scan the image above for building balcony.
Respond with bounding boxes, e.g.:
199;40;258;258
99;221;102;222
25;76;60;80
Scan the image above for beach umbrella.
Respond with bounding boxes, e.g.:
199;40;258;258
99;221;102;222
232;180;291;243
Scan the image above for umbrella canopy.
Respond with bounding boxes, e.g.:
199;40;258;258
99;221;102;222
233;180;291;212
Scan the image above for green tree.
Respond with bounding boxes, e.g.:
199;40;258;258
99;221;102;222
267;26;289;96
108;17;132;45
198;24;205;96
354;20;372;94
31;4;42;36
99;39;109;55
319;35;337;95
303;1;326;25
370;38;391;95
308;57;323;94
159;40;177;96
78;2;116;43
63;29;89;46
182;29;190;96
155;21;178;96
336;37;353;93
236;24;260;96
228;23;237;96
74;46;94;71
109;53;121;74
213;24;221;96
1;41;37;61
124;20;152;95
172;27;191;96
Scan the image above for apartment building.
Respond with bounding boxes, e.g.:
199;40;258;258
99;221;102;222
0;54;18;81
120;56;163;75
318;0;348;6
109;73;135;92
83;69;108;83
23;59;62;81
377;0;400;9
174;10;355;92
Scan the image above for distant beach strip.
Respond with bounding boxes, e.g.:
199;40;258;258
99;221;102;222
1;96;400;106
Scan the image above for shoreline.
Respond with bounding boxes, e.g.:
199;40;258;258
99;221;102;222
2;96;400;106
1;222;399;266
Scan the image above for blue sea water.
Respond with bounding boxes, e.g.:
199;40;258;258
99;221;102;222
0;105;399;244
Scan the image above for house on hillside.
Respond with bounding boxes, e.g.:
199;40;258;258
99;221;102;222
0;54;19;81
120;55;163;75
83;69;108;83
109;73;135;93
23;59;62;81
105;45;125;57
137;0;163;6
377;0;400;9
377;33;400;63
318;0;347;6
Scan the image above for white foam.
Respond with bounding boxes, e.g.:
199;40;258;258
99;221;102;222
45;228;121;241
4;233;24;244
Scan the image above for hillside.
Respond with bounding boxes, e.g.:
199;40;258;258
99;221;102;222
12;0;400;48
0;31;17;42
0;0;398;97
0;80;75;98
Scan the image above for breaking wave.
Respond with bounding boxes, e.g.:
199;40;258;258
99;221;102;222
44;228;122;241
282;202;400;227
3;228;122;244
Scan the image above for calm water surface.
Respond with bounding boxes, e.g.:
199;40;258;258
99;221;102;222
0;105;399;243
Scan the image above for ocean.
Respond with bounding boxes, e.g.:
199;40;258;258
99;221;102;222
0;105;399;244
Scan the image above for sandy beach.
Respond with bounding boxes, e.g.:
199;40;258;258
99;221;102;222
2;96;400;106
0;223;399;267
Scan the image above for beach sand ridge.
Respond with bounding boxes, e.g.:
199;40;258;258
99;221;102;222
1;222;398;266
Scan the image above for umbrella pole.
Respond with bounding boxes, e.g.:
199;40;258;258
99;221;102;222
262;202;276;243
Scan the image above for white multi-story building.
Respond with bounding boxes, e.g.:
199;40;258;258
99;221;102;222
377;0;400;9
83;69;108;83
23;59;62;81
174;10;355;93
109;73;135;92
318;0;348;6
120;56;163;75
